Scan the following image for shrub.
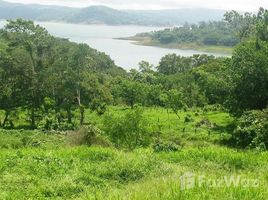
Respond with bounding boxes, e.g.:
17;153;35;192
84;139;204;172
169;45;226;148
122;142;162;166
103;107;150;149
38;114;58;131
84;125;111;147
153;139;181;152
203;104;225;112
68;125;111;147
38;115;77;131
232;109;268;150
195;119;216;128
184;114;194;123
90;99;107;116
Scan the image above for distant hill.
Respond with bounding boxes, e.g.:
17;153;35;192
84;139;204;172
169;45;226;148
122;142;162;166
0;0;226;25
65;6;139;25
0;1;76;21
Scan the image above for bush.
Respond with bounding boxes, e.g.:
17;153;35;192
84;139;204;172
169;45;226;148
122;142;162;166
68;125;111;147
184;114;194;123
203;104;225;112
232;109;268;150
195;119;216;128
153;139;181;152
38;114;58;131
103;107;150;149
38;115;77;131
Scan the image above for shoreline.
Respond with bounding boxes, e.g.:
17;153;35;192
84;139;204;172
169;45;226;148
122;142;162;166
117;36;233;55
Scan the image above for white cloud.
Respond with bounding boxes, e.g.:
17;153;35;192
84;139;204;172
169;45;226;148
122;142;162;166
4;0;268;11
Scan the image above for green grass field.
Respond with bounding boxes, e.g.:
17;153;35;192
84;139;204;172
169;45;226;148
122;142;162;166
0;107;267;199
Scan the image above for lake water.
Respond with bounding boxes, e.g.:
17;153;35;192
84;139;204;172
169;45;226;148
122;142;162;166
0;21;228;70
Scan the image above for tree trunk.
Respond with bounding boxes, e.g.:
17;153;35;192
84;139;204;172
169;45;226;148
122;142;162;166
30;108;36;129
29;48;37;129
2;110;10;128
175;113;180;119
174;110;180;119
67;108;72;124
80;107;85;126
76;89;84;126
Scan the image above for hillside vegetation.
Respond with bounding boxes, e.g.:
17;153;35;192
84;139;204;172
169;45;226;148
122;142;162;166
0;108;267;199
0;8;268;200
122;10;259;53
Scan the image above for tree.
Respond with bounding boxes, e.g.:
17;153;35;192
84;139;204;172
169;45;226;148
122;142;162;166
68;43;93;125
224;10;256;41
0;19;120;129
139;60;154;74
232;109;268;150
227;40;268;114
145;84;164;106
0;49;20;127
181;83;208;108
157;54;191;75
119;80;146;108
164;89;185;119
224;9;268;115
256;8;268;44
103;107;150;149
49;41;112;125
191;54;215;67
3;19;54;128
192;58;231;104
138;61;156;84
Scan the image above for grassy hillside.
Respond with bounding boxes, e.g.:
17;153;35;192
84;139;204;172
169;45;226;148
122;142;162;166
0;107;267;199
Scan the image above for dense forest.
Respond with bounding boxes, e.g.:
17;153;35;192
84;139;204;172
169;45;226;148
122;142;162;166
0;8;268;199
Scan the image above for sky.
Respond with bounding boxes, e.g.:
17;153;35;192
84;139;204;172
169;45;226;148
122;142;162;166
4;0;268;11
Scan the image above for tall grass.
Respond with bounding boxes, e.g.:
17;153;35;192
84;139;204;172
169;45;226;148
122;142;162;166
0;107;267;199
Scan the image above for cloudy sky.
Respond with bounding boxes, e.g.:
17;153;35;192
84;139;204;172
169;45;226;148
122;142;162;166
4;0;268;11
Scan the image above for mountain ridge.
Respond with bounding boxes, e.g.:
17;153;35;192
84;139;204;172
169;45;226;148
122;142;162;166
0;0;227;25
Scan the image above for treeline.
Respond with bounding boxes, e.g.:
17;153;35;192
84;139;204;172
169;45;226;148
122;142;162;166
142;21;238;46
136;9;263;47
0;8;268;149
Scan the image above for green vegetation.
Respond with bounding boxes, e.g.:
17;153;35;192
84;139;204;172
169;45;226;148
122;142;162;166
123;36;233;54
122;10;261;53
232;109;268;150
0;8;268;199
0;108;268;199
0;19;125;130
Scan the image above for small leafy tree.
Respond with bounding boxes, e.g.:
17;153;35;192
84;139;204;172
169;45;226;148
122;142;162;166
164;89;185;119
157;54;192;75
103;107;150;149
139;60;154;74
118;80;146;108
